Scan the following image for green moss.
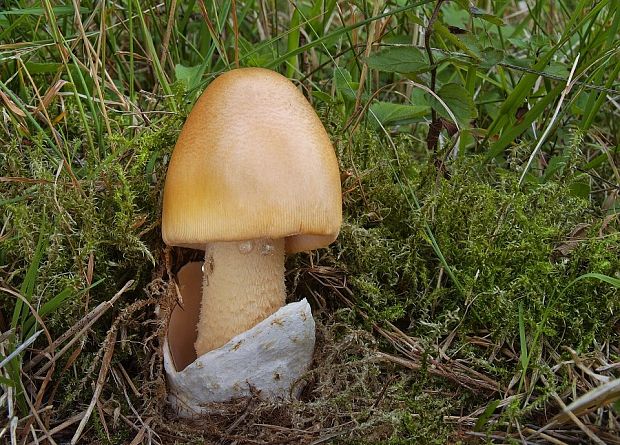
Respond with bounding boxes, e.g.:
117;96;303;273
427;167;618;345
332;130;619;368
0;115;182;422
2;107;618;443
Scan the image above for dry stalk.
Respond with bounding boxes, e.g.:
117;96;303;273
70;328;117;444
25;279;134;373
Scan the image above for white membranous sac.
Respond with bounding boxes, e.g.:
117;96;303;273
164;264;316;417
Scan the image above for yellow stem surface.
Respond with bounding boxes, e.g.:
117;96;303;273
195;238;286;355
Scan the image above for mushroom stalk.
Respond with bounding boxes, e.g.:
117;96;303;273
195;238;286;355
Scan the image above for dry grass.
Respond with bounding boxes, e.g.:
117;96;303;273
3;261;617;444
1;1;619;443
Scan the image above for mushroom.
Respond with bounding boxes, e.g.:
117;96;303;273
163;67;341;362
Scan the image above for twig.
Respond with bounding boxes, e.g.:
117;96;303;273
522;427;569;445
25;280;133;374
549;391;607;445
20;381;57;445
424;0;446;153
159;0;177;69
531;375;608;445
70;328;118;445
309;430;351;445
68;296;158;443
25;412;85;445
0;287;54;347
354;1;381;113
96;399;111;443
216;398;255;445
117;364;142;397
554;378;620;423
128;418;154;445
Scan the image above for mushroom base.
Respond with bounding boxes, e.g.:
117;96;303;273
165;262;315;418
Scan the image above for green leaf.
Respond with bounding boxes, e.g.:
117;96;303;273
11;227;48;331
22;279;104;337
0;375;15;387
469;7;504;26
543;154;569;180
442;2;469;28
503;54;536;69
404;11;424;27
238;36;275;67
299;1;324;38
558;273;620;304
485;0;606;145
569;273;620;289
518;302;529;374
0;6;88;16
474;399;500;431
312;91;333;103
264;1;435;70
487;84;564;160
22;288;72;336
583;145;619;170
452;0;469;10
479;47;504;69
368;102;430;128
365;47;430;74
23;63;93;94
174;64;204;91
433;22;480;59
334;68;357;101
428;83;478;127
23;62;63;74
543;61;569;78
569;181;591;199
285;8;301;77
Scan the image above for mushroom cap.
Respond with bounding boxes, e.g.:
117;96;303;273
162;68;342;253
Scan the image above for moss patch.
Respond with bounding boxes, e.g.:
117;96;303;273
1;114;618;443
333;133;619;351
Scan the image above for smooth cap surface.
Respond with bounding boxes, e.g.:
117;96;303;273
162;68;342;253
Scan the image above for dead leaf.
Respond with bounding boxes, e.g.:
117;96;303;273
0;89;26;117
36;79;68;113
552;223;590;258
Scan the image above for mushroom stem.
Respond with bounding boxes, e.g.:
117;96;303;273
195;238;286;356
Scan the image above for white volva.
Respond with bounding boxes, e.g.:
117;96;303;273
164;262;315;417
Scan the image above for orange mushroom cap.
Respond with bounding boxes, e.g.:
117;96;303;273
162;68;342;253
